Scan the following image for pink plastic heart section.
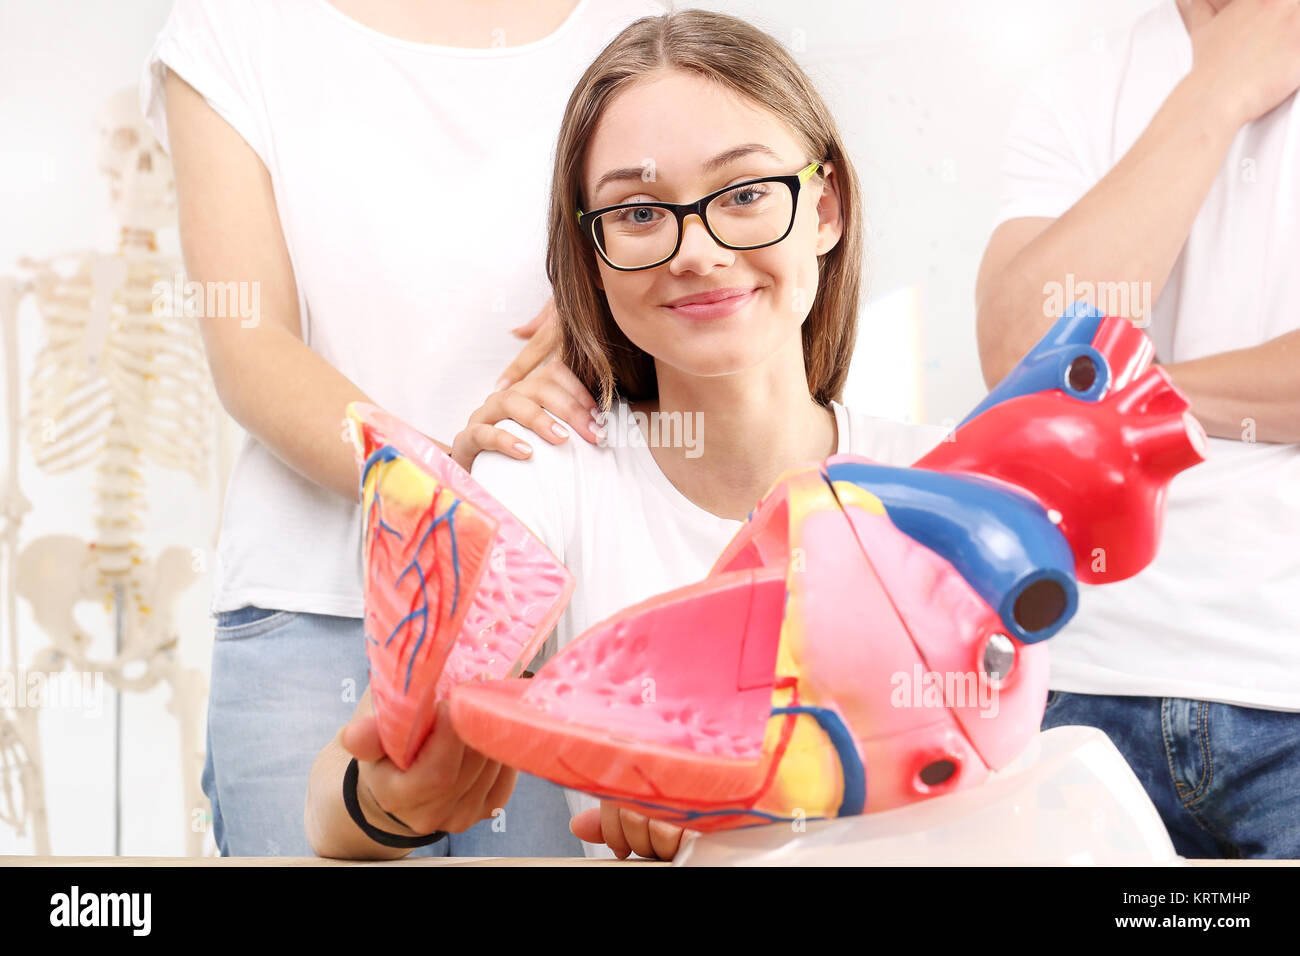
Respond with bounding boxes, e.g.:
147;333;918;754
350;403;575;760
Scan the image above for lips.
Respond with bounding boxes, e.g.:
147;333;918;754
663;286;760;320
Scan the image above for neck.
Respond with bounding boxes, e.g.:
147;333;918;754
635;339;838;521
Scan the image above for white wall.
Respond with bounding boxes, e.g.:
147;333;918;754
0;0;1159;856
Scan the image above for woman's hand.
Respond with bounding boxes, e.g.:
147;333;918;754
452;361;603;471
340;697;517;837
570;802;688;861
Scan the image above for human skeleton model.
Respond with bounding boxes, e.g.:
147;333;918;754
0;88;216;855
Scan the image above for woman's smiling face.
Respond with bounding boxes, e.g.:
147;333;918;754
581;68;843;383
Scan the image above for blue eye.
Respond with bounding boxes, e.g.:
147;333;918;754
720;183;771;209
611;206;664;227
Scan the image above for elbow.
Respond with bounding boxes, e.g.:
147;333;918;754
200;335;255;432
974;284;1021;391
303;808;362;862
975;264;1061;391
303;746;357;861
303;744;403;862
208;373;243;429
973;220;1064;391
303;757;334;859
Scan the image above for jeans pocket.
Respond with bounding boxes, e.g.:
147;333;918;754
1044;690;1063;711
214;605;297;639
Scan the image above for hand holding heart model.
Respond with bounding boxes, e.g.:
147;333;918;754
347;402;573;771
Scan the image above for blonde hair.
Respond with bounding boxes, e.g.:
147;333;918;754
545;9;864;410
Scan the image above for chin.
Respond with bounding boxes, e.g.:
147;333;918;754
659;351;766;380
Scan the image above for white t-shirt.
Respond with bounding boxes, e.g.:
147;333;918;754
471;399;948;856
994;0;1300;711
139;0;663;617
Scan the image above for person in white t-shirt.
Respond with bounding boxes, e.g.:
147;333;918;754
313;9;949;861
977;0;1300;858
142;0;664;859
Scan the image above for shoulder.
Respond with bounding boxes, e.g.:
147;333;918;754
834;403;950;466
470;414;580;496
1010;53;1115;145
468;411;620;548
142;0;280;158
473;413;604;482
148;0;286;81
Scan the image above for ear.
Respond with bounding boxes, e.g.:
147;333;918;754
813;163;844;257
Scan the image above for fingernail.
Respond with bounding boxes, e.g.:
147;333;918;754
494;376;511;391
513;441;532;456
589;424;605;441
551;423;569;439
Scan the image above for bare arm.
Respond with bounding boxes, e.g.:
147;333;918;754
305;686;419;860
976;0;1300;441
164;69;450;500
974;70;1236;388
1160;331;1300;442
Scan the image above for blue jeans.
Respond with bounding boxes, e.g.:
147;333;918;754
202;605;582;858
1041;690;1300;859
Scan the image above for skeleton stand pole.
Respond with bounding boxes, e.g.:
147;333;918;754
113;580;122;856
0;276;50;855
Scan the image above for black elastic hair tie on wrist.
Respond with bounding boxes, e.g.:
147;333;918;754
342;757;448;849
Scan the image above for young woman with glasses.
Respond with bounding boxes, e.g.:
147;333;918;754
308;9;948;861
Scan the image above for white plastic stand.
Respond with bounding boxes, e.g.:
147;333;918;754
674;725;1181;866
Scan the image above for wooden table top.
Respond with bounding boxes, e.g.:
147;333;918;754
2;856;1294;867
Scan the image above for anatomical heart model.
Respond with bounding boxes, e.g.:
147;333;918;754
354;304;1205;833
445;304;1206;832
346;403;573;770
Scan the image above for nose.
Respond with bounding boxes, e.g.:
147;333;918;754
668;213;733;276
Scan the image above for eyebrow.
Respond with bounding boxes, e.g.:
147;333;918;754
589;143;782;205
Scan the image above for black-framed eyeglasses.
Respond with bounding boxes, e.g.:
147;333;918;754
576;161;825;272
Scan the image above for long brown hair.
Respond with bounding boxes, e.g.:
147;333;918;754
546;9;863;410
